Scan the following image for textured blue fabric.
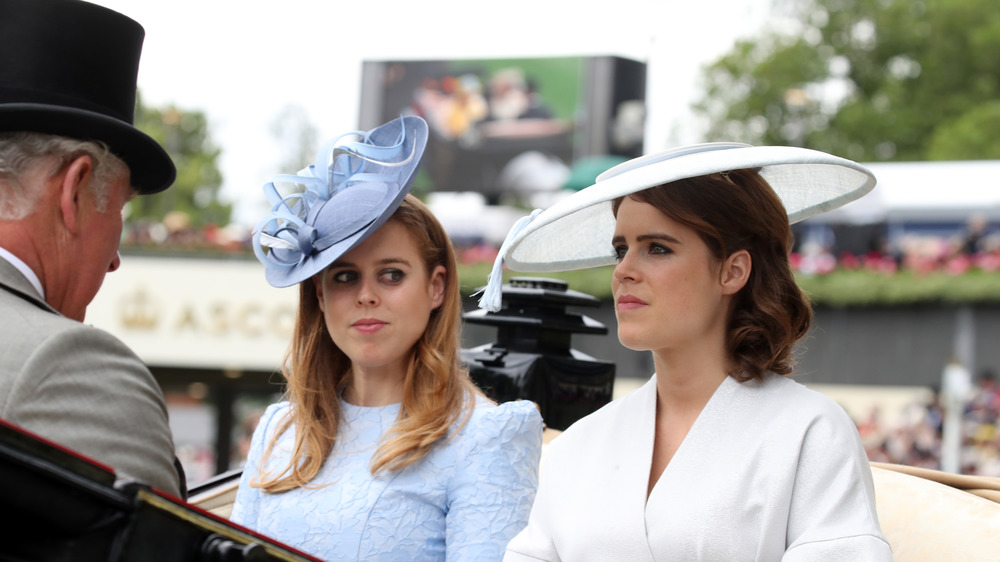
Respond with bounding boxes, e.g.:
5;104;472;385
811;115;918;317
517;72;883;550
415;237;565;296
231;396;542;561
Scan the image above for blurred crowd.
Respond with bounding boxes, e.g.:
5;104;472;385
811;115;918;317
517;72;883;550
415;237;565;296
859;370;1000;476
121;214;507;269
793;213;1000;276
122;211;252;254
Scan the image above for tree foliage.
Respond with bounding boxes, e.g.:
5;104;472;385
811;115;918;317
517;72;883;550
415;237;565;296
694;0;1000;162
131;94;230;227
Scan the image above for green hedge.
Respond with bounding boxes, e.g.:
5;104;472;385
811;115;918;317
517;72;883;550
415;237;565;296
457;263;617;298
456;263;1000;307
793;269;1000;307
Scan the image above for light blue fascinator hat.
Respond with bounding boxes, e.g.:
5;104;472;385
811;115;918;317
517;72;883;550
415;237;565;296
478;142;877;311
252;115;429;287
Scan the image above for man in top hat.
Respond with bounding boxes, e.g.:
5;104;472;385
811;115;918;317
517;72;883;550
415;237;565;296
0;0;183;497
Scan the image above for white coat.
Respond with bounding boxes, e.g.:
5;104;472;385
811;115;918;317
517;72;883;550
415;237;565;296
505;373;892;561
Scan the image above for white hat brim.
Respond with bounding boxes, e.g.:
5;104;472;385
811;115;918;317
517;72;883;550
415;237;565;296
503;143;876;272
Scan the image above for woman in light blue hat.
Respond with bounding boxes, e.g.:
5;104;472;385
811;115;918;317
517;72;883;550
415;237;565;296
230;116;543;561
485;143;892;561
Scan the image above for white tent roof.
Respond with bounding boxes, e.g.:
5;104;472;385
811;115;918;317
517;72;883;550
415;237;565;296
810;160;1000;224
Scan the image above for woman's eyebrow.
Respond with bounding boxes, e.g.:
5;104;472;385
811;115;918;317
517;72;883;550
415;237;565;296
378;257;412;267
611;233;682;245
329;257;412;269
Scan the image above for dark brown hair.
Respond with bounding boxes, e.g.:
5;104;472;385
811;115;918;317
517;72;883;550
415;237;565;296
612;168;812;381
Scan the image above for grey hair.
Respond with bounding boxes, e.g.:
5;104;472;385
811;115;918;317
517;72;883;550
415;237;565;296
0;132;132;220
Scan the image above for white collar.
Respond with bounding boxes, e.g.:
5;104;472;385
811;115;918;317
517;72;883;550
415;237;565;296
0;246;45;299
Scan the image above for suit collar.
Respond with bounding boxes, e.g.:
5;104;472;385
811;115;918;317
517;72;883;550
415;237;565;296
0;246;43;297
0;256;56;314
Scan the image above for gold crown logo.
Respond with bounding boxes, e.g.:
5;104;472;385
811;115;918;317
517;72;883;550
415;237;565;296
119;286;158;330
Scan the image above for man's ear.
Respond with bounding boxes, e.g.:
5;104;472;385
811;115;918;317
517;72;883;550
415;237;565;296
58;155;94;235
721;249;751;295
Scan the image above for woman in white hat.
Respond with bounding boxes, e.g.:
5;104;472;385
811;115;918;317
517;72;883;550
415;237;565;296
230;116;543;561
483;143;892;560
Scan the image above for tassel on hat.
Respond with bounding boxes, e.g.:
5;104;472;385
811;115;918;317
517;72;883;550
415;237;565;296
477;209;542;312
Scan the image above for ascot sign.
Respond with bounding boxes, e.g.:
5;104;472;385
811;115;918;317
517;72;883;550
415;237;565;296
116;285;295;338
87;256;298;371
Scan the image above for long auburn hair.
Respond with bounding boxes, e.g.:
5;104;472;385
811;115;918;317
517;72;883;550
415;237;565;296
612;168;813;381
253;194;477;493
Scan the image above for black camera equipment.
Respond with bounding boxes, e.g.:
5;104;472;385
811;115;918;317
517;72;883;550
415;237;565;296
462;277;616;430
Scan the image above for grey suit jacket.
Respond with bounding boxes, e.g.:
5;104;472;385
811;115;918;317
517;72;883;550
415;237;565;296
0;258;182;497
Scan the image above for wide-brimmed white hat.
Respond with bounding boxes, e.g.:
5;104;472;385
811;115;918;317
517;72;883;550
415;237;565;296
478;142;876;311
252;115;428;287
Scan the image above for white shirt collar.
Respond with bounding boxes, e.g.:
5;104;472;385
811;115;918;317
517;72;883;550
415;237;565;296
0;246;45;299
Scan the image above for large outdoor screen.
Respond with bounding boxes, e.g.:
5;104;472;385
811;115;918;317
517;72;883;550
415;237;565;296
359;56;646;203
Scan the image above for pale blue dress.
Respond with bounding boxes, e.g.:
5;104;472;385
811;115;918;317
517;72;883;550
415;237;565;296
231;396;543;561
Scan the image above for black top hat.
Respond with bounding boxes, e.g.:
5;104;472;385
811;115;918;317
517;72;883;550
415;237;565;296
0;0;176;194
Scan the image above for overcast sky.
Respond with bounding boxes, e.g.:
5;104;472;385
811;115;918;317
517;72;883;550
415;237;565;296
89;0;772;228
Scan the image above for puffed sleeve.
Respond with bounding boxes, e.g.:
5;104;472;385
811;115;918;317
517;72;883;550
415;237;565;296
445;399;543;561
503;430;564;562
783;401;893;560
230;403;285;527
